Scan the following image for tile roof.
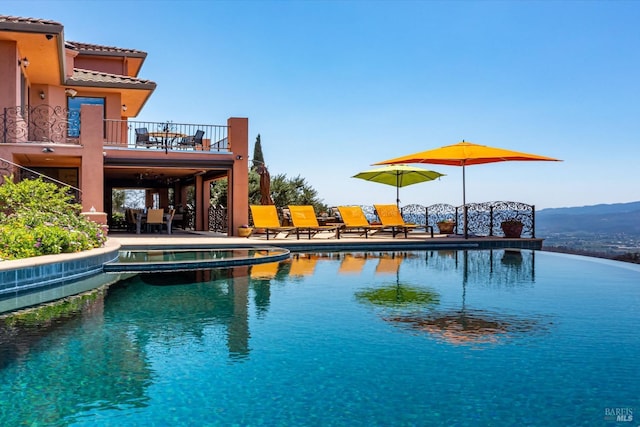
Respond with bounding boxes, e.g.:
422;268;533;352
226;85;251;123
66;41;147;58
68;68;156;89
0;15;62;26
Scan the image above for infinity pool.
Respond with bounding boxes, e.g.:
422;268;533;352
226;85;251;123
0;249;638;426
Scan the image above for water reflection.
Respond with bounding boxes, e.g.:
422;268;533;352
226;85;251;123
354;249;544;346
0;248;544;424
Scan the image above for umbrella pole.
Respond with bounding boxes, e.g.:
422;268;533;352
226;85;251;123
462;164;468;239
396;173;400;208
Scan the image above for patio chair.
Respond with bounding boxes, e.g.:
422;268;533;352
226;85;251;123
373;204;418;238
135;127;153;148
146;208;165;233
337;206;383;238
250;205;296;239
288;205;341;239
178;129;205;150
164;209;176;234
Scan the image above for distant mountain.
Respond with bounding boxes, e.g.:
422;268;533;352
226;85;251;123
536;201;640;234
537;201;640;216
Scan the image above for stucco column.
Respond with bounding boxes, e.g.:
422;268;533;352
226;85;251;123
79;104;105;223
228;117;249;235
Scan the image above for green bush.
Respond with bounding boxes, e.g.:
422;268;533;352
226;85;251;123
0;177;107;260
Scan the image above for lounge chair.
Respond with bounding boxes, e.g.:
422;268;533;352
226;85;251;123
338;253;368;274
288;205;341;239
373;204;418;238
250;205;296;239
288;254;319;276
337;206;383;238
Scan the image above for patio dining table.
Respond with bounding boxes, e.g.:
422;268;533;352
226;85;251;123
149;131;186;151
135;211;174;234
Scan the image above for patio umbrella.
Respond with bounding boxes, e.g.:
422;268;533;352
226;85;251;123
355;253;440;309
256;164;274;205
352;164;444;207
374;140;561;236
384;250;545;345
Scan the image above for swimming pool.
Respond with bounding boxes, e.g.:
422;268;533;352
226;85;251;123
0;249;638;426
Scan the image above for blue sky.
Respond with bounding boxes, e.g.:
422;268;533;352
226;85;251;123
5;0;640;209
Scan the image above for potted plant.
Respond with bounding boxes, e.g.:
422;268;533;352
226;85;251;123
437;218;456;234
237;224;253;238
500;219;524;238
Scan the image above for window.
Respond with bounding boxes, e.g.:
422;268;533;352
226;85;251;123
67;97;105;137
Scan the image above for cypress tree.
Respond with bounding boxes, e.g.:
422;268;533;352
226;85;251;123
252;134;265;170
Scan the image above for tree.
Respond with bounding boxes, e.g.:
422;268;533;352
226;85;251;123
252;134;265;171
210;133;328;212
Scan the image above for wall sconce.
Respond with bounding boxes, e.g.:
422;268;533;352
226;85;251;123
45;34;53;40
121;104;127;112
235;155;243;160
39;90;45;100
65;88;78;98
18;57;29;67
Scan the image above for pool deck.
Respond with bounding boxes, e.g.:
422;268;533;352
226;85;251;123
111;230;545;252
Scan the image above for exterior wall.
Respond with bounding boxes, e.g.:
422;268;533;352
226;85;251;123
74;56;126;76
0;41;20;112
78;104;105;214
228;117;249;235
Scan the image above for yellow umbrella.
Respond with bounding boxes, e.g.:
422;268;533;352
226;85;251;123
374;140;561;236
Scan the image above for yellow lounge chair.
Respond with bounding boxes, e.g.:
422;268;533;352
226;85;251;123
288;205;341;239
338;253;368;274
373;204;418;238
250;205;296;239
288;254;318;276
337;206;383;238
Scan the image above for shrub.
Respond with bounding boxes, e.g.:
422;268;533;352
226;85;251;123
0;177;106;260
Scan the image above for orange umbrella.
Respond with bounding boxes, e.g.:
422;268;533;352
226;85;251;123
374;140;561;236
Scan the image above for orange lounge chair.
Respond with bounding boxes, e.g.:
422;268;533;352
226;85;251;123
337;206;383;238
250;205;296;239
288;205;341;239
373;204;418;238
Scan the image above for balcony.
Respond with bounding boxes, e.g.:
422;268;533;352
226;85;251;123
104;120;228;153
1;105;228;153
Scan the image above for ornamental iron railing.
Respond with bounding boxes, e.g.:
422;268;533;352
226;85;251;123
104;119;229;153
1;105;79;144
208;205;227;232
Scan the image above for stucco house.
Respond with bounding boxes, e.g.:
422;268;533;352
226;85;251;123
0;15;249;235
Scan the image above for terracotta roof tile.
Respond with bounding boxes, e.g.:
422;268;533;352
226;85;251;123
0;15;62;26
66;41;147;57
68;68;156;89
0;15;63;32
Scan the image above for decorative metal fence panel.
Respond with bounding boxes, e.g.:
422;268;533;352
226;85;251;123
209;205;228;232
1;105;79;144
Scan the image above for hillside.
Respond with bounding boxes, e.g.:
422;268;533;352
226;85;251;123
536;201;640;259
536;202;640;234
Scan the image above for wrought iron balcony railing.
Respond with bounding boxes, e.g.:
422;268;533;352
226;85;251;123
104;120;229;153
1;105;79;144
1;106;228;154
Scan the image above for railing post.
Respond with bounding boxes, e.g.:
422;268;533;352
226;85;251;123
464;205;469;239
531;204;536;238
489;205;494;237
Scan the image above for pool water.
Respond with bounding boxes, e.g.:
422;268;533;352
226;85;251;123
0;250;638;426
